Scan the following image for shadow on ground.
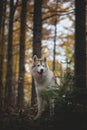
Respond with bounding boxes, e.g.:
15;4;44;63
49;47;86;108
0;108;87;130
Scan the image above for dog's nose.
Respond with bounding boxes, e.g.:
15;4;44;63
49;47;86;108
40;69;43;73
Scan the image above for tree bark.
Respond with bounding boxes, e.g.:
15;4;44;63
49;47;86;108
53;20;57;71
75;0;86;88
33;0;42;58
31;0;42;106
17;0;27;109
5;0;14;106
0;0;4;106
0;0;3;30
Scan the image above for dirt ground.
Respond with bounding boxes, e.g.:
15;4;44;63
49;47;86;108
0;108;87;130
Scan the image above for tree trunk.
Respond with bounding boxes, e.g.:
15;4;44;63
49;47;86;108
33;0;42;58
53;20;57;71
75;0;86;88
17;0;27;109
0;0;3;30
31;0;42;106
0;0;4;106
5;0;14;106
0;0;7;107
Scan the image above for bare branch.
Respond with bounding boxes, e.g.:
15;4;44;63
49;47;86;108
42;9;75;21
13;0;19;15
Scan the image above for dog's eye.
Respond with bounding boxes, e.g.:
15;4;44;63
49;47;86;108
37;64;40;67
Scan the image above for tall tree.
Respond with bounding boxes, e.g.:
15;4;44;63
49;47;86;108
0;0;4;106
53;19;57;71
17;0;27;109
0;0;3;31
31;0;42;105
75;0;86;88
5;0;14;106
33;0;42;58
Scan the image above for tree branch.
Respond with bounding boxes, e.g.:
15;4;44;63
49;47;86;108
13;0;19;15
42;9;75;21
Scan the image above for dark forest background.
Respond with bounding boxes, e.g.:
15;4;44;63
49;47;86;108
0;0;87;129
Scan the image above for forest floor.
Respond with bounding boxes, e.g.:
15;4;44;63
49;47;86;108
0;106;87;130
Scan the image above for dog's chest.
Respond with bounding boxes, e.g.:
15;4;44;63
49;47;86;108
35;72;55;91
35;77;50;88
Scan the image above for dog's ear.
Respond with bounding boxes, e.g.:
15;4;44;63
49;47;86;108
44;57;49;68
44;57;47;63
33;55;37;62
44;57;48;66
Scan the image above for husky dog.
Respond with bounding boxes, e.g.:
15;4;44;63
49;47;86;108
31;55;58;120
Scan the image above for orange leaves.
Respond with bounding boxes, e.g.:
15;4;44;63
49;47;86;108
59;34;74;47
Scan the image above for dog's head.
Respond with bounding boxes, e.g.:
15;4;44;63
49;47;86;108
32;55;48;77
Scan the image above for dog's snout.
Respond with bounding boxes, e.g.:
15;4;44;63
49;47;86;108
40;69;43;73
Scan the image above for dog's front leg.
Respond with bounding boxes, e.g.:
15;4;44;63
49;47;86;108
34;96;45;120
34;96;42;120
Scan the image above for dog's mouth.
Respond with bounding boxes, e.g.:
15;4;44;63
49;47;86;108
38;71;43;75
37;69;44;76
